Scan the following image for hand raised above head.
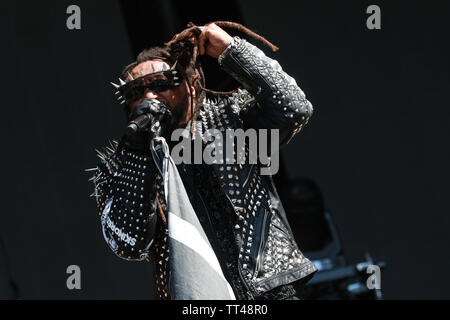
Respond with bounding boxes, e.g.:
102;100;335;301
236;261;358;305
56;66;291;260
198;23;233;58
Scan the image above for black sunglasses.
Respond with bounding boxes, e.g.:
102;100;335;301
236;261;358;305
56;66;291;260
112;67;183;104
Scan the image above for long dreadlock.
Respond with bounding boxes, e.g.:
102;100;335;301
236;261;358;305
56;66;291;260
120;21;278;132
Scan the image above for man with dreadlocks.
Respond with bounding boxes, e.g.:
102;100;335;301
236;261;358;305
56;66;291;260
89;22;317;300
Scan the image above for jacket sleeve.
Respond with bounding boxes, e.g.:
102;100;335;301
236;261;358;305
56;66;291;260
218;37;314;145
88;140;159;261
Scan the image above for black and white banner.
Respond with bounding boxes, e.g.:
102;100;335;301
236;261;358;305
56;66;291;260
152;137;236;300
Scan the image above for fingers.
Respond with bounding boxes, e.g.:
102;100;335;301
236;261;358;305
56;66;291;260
198;26;207;55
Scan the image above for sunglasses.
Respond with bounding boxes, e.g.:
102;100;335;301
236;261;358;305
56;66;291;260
111;65;183;104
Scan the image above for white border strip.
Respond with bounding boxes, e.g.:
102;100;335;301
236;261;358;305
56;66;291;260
168;212;236;299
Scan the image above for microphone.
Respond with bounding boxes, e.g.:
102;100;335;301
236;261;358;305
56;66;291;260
125;99;169;137
126;113;154;136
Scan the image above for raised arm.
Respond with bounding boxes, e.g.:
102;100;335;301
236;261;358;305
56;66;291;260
219;37;314;145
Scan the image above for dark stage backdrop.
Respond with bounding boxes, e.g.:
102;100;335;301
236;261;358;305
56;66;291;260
0;0;449;299
1;0;154;299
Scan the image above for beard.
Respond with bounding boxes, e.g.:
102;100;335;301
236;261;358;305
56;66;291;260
168;91;191;130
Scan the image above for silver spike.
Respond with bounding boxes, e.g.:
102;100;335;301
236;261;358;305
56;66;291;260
117;96;123;101
104;148;113;157
110;82;120;89
114;91;120;95
119;78;126;85
171;60;177;70
95;148;106;160
120;100;126;104
85;167;99;172
127;72;134;81
109;140;117;151
105;146;115;154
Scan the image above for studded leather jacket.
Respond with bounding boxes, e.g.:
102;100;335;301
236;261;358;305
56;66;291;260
89;37;317;300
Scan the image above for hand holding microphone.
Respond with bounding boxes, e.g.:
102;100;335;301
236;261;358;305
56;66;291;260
123;98;173;151
126;98;172;136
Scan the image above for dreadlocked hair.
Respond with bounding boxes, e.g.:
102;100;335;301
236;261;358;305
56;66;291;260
120;21;278;132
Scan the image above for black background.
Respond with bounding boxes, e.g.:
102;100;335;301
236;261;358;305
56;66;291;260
0;0;448;299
